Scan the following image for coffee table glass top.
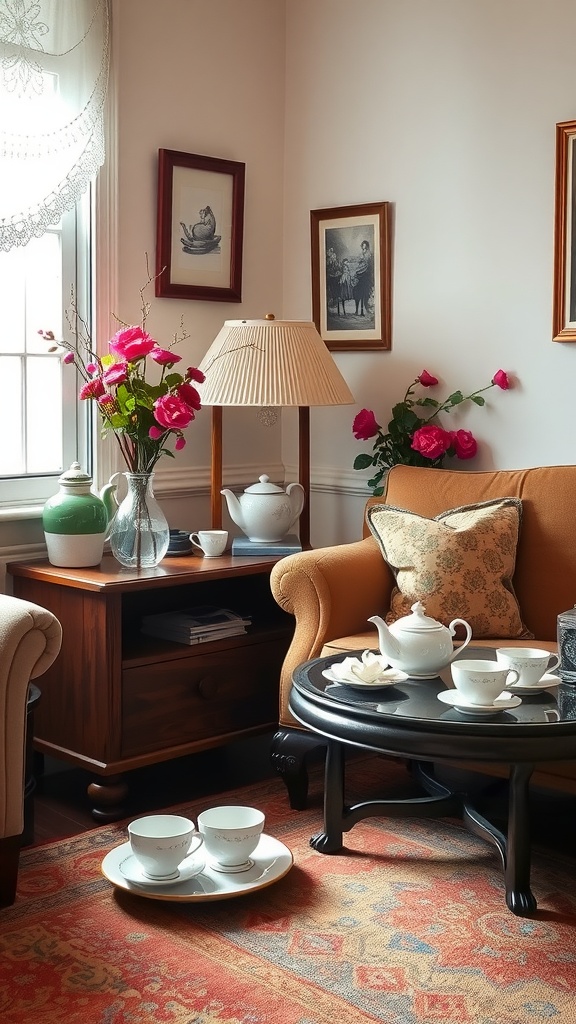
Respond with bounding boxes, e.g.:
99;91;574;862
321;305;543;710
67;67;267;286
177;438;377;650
292;647;575;733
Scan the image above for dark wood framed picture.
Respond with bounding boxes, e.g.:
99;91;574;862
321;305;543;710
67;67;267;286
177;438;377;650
310;201;391;351
553;120;576;341
155;149;245;302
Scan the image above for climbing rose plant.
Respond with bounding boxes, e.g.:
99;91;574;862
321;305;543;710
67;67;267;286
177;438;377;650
352;369;511;496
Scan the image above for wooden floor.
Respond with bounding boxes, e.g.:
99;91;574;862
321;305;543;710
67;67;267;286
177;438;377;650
29;737;576;860
30;731;280;845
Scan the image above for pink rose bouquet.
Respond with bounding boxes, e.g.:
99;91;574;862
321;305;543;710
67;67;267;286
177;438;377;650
352;369;511;495
40;262;204;473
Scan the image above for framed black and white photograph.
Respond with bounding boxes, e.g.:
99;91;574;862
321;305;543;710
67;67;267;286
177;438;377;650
553;120;576;341
310;201;391;351
155;149;245;302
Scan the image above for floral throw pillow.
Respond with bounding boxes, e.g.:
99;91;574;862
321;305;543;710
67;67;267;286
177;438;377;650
366;498;532;639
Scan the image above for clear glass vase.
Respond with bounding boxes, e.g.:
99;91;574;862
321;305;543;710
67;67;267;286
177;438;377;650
109;472;170;569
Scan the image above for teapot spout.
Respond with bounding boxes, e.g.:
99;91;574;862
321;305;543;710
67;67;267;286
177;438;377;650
368;615;402;662
221;488;244;530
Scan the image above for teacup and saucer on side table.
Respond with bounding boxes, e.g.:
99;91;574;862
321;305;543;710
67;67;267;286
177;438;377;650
437;659;523;715
495;647;560;695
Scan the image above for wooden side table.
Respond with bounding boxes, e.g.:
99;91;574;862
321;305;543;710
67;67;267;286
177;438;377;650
9;553;293;821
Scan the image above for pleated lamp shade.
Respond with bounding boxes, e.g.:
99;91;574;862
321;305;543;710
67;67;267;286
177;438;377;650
198;318;354;407
198;317;355;547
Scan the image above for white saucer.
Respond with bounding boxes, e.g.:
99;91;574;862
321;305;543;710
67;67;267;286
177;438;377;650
322;667;409;690
506;673;560;695
101;833;293;902
118;846;206;886
437;690;522;714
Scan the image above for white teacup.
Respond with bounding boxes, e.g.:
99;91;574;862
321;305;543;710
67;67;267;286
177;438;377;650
495;647;560;688
197;805;265;871
190;529;228;557
451;659;519;705
128;814;204;879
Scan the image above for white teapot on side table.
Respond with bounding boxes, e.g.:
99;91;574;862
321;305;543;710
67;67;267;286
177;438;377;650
221;474;305;543
368;601;472;679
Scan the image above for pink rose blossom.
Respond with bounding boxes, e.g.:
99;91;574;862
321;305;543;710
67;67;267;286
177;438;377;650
148;425;165;440
86;362;97;374
63;351;75;364
150;347;182;365
492;369;510;390
411;424;452;460
418;370;438;387
186;367;205;384
353;409;380;441
103;361;128;386
175;435;186;451
153;394;195;431
109;326;156;362
79;377;105;400
177;382;202;410
450;429;477;460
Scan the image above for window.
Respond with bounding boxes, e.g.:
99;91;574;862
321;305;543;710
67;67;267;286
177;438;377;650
0;194;92;507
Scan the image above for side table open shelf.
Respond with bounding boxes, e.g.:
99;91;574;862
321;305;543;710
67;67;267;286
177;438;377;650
8;553;293;821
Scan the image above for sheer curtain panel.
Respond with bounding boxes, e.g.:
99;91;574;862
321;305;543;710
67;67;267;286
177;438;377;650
0;0;110;251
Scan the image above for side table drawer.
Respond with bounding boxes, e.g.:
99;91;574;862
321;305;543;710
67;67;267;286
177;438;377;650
121;640;281;756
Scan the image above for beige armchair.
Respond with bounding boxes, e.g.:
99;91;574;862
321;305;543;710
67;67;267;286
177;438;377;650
0;594;62;907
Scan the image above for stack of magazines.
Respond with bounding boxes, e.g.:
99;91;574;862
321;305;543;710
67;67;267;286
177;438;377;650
140;605;251;645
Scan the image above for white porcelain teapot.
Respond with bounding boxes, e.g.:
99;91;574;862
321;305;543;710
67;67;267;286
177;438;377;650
368;601;472;678
221;474;305;543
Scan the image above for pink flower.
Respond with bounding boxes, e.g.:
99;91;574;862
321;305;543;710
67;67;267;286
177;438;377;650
109;326;156;362
103;361;128;386
98;394;116;409
492;369;510;390
148;425;165;440
79;377;105;400
418;370;438;387
150;347;182;366
63;351;75;365
175;435;186;451
177;382;202;410
186;367;205;384
353;409;380;441
411;424;452;460
153;394;195;431
86;362;97;374
450;429;477;460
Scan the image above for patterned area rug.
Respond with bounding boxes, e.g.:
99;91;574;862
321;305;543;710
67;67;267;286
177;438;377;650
2;757;575;1024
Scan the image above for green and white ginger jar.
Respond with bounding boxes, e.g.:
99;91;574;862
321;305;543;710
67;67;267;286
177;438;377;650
42;463;111;567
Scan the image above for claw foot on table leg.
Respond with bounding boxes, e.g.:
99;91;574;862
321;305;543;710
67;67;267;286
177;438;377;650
310;831;342;853
506;887;537;917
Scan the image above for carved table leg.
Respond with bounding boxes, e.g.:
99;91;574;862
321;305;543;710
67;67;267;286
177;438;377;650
311;739;345;852
270;728;327;810
86;774;129;822
505;762;537;916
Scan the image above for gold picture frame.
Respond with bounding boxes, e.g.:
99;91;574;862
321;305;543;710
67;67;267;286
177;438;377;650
553;121;576;341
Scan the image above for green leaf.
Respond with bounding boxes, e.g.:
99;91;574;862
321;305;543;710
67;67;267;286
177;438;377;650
471;395;485;406
446;390;464;406
354;453;374;470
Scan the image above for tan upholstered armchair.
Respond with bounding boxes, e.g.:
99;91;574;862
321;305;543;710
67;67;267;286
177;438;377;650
270;464;574;808
0;594;62;907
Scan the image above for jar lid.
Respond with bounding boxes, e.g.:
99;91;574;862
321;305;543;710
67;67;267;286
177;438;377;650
244;474;283;494
58;462;93;486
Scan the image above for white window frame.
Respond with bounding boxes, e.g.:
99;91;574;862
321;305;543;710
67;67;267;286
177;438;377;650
0;192;93;511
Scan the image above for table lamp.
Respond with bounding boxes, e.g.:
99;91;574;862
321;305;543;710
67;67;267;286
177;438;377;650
197;315;355;549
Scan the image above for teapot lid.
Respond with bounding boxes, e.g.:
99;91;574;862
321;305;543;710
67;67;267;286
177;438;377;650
244;474;284;494
394;601;444;632
58;462;93;486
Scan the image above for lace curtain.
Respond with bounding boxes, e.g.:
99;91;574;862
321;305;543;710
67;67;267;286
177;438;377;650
0;0;110;251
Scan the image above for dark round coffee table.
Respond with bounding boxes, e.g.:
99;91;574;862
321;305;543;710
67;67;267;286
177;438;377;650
289;649;575;917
